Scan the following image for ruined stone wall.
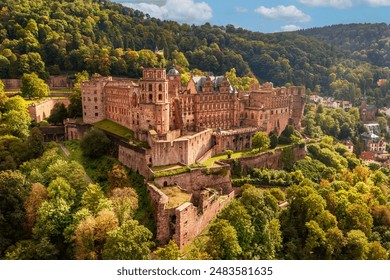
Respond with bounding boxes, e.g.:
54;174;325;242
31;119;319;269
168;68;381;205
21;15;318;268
28;98;70;122
2;79;22;90
64;120;91;140
49;76;71;89
151;129;214;166
146;184;172;245
118;144;153;179
173;191;234;249
147;182;234;249
154;164;232;195
289;87;306;129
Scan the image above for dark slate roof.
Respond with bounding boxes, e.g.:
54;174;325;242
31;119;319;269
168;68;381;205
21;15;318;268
167;68;180;76
192;76;235;93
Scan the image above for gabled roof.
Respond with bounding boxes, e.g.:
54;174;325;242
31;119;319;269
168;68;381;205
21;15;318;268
191;76;235;93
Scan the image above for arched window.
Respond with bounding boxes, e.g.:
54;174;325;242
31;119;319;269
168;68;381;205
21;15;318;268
159;84;162;91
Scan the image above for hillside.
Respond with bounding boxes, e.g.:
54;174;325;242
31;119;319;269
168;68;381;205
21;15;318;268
0;0;389;105
296;23;390;68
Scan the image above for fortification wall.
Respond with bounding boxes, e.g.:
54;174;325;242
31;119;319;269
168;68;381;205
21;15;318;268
118;144;153;179
227;145;306;173
154;164;232;195
147;184;172;245
151;129;213;166
173;190;235;249
2;79;22;90
147;182;235;249
28;98;70;122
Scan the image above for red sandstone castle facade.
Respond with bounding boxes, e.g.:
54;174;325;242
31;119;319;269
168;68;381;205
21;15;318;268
81;68;305;167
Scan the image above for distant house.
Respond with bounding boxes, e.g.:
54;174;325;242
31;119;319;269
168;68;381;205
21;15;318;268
364;123;381;135
341;139;354;153
361;132;387;153
309;93;324;104
377;79;388;87
359;151;376;162
359;99;377;123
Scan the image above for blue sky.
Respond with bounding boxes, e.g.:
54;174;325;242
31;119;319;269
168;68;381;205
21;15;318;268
112;0;390;33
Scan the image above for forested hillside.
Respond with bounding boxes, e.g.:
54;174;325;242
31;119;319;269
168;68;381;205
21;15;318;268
0;0;389;105
296;23;390;68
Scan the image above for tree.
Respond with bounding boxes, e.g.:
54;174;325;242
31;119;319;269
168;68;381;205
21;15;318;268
269;132;278;149
81;184;111;215
26;127;44;159
0;170;30;254
32;198;72;240
225;149;233;159
4;95;27;112
47;177;76;205
154;240;180;260
343;230;370;260
2;109;31;138
21;73;49;99
108;164;132;190
206;219;242;260
102;220;153;260
0;80;8;109
218;200;255;254
68;71;89;118
24;183;48;233
47;103;68;125
80;128;110;158
109;187;138;225
252;131;270;152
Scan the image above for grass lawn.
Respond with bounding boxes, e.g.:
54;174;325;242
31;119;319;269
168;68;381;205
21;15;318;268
93;119;134;140
151;164;184;172
160;186;191;209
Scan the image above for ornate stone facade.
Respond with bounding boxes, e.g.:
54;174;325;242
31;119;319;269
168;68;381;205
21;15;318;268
81;68;306;166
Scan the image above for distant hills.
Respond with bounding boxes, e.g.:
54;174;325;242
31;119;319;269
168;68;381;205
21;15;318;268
0;0;389;105
296;23;390;68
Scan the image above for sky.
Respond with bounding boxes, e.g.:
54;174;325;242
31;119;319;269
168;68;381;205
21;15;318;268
112;0;390;33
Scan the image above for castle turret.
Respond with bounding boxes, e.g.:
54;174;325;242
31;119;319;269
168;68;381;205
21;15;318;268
139;68;170;135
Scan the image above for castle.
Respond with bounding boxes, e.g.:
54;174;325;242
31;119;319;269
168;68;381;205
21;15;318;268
81;68;305;167
80;67;306;248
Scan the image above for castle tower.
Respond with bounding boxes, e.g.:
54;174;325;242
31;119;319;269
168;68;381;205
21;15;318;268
81;76;112;124
139;68;170;134
167;66;182;97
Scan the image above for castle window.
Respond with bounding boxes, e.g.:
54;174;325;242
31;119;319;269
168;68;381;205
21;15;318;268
95;106;98;109
158;94;162;101
159;84;162;91
94;90;97;94
94;97;97;102
95;113;99;116
149;94;153;101
149;84;152;91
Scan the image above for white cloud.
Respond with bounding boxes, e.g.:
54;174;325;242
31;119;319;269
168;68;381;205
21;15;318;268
122;0;212;24
299;0;390;8
235;7;248;13
281;25;302;32
255;5;311;22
